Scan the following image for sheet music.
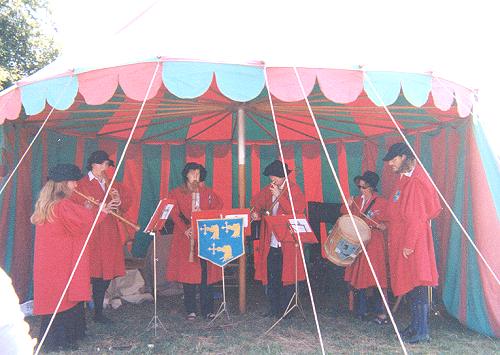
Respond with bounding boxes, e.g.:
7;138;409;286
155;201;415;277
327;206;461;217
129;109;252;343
288;218;312;233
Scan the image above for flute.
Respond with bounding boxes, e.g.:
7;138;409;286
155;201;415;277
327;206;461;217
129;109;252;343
73;189;141;231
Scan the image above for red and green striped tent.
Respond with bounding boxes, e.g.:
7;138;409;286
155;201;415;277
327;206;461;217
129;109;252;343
0;59;498;337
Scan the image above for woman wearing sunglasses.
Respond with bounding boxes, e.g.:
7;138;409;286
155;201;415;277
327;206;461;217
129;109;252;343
341;171;389;325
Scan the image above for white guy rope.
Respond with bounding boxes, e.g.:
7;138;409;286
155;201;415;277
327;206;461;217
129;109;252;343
35;60;161;354
365;74;499;286
0;80;74;197
292;67;409;355
263;67;326;355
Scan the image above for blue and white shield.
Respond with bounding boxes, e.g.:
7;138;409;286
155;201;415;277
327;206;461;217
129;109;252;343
197;217;245;267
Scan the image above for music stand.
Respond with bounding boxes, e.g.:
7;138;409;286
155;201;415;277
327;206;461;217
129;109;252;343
263;215;317;334
192;209;249;325
143;198;175;336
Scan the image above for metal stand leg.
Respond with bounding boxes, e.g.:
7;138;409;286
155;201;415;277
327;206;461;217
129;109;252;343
208;266;230;325
265;243;306;334
145;231;167;336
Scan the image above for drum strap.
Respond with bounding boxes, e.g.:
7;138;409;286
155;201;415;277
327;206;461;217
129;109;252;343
363;198;377;215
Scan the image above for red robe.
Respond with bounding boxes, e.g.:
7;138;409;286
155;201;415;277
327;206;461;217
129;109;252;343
71;174;131;280
165;184;224;285
33;199;105;315
383;164;442;296
341;193;388;289
251;182;307;286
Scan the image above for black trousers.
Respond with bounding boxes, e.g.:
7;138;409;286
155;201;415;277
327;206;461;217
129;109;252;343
267;247;294;316
183;259;214;317
39;302;86;351
91;278;111;316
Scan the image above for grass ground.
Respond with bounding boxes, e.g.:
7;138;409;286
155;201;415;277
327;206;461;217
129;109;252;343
27;278;499;355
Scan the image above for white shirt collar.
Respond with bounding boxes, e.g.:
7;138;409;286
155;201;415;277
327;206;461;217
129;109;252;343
403;165;415;177
88;171;97;181
88;171;106;190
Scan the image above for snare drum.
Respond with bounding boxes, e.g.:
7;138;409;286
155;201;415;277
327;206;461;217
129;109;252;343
323;214;371;267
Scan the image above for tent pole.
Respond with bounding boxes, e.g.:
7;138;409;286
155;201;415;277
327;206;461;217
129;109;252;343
237;107;247;314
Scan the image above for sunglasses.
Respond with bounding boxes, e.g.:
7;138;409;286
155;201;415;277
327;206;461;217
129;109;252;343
357;185;370;189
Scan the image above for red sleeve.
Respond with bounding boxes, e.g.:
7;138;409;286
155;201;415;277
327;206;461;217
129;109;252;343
250;186;270;212
167;189;189;230
370;197;387;223
400;178;441;250
207;189;223;210
278;183;306;215
116;183;132;213
340;196;361;215
55;199;106;237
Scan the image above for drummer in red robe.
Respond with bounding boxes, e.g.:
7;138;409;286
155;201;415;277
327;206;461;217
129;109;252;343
250;160;307;318
72;150;131;324
341;171;389;324
166;162;223;320
32;164;112;351
382;143;441;343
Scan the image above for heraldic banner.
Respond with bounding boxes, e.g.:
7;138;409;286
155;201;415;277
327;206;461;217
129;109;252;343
196;217;245;267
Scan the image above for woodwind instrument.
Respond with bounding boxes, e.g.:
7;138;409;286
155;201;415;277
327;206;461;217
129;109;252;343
188;185;200;263
250;183;287;221
73;189;141;231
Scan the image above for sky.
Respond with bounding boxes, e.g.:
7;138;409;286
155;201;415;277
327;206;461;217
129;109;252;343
46;0;499;153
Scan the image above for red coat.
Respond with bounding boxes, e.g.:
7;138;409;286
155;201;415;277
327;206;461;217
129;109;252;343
341;194;388;289
251;182;306;286
72;174;131;280
165;184;224;285
33;199;104;315
383;164;441;296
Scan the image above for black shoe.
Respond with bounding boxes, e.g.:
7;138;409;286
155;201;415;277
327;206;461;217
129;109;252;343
94;314;113;324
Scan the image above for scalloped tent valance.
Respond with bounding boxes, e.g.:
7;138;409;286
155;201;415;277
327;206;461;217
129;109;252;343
0;60;474;124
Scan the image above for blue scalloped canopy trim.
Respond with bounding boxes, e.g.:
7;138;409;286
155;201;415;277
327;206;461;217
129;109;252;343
401;73;432;107
163;61;215;99
21;76;79;115
213;64;265;102
364;71;403;107
163;62;264;101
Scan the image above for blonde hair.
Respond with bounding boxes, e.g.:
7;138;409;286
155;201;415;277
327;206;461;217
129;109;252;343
30;180;72;225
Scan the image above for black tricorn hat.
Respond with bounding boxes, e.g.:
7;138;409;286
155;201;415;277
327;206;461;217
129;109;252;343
48;164;83;182
383;143;414;161
263;160;292;178
86;150;115;170
355;170;380;190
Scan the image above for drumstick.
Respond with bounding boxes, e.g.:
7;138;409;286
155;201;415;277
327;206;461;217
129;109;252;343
351;199;379;227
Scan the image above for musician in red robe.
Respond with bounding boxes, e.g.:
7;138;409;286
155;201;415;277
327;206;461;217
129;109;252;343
341;171;389;324
166;162;223;320
72;150;130;324
383;143;441;343
32;164;111;351
250;160;307;318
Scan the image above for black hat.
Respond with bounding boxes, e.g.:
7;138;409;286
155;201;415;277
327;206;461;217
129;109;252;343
263;160;292;178
382;143;414;161
48;164;83;182
355;170;379;190
182;162;207;182
86;150;115;170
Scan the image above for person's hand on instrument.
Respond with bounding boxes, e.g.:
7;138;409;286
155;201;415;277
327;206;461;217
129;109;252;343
347;196;354;206
251;210;260;221
403;248;414;258
106;199;121;212
376;222;387;231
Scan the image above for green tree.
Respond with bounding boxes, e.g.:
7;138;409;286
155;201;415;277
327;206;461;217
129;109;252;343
0;0;58;90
